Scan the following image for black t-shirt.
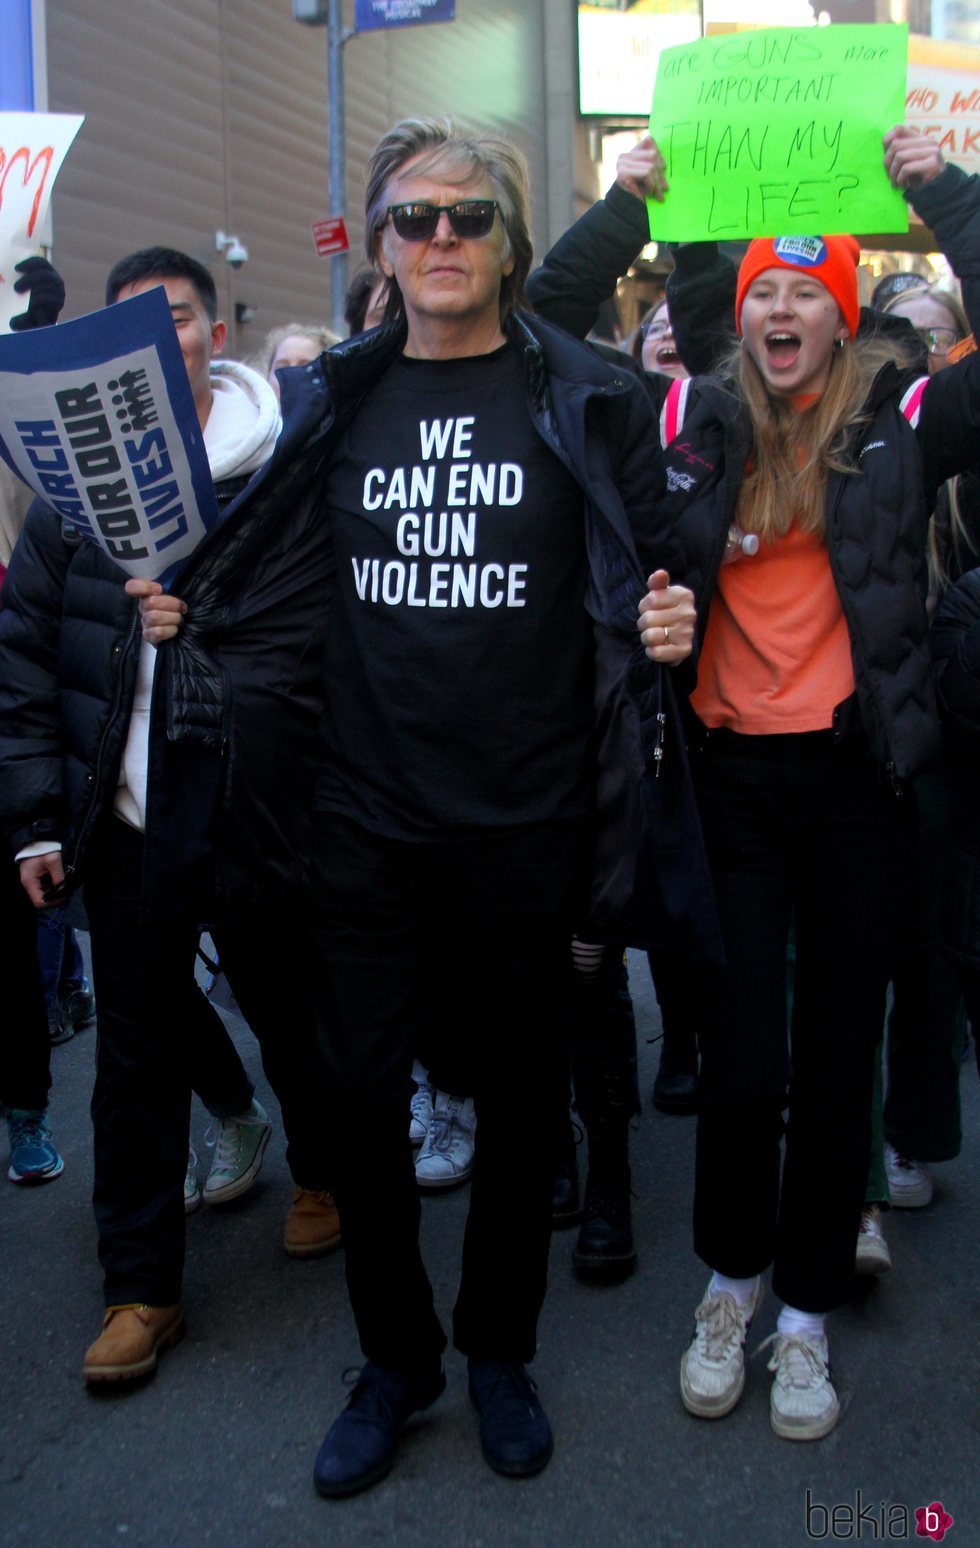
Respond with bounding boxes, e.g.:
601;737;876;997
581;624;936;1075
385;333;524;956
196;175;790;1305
315;341;595;837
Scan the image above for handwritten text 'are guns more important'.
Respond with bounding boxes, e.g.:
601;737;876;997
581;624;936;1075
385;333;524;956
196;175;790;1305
649;24;909;240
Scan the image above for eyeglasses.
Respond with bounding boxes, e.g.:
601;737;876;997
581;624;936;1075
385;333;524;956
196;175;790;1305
917;326;960;357
641;318;672;340
386;200;500;242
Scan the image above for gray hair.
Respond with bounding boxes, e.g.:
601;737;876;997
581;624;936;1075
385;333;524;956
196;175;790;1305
364;117;533;326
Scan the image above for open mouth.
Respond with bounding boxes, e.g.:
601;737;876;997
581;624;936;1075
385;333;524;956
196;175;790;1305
765;331;801;368
656;345;680;367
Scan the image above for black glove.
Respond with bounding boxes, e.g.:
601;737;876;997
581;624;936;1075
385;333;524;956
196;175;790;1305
9;256;65;331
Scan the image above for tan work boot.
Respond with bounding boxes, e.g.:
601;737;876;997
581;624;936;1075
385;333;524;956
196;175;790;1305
284;1186;342;1259
84;1303;185;1384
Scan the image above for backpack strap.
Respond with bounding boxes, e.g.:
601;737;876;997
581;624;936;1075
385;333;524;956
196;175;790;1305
899;375;929;430
659;376;692;449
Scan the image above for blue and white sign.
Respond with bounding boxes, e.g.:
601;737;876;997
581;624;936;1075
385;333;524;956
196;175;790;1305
0;286;218;583
354;0;455;32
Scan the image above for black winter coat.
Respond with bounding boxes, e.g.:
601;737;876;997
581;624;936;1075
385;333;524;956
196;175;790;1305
0;460;330;919
930;568;980;966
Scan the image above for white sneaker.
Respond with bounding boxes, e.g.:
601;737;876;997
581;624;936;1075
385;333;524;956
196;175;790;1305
680;1278;764;1418
855;1205;891;1276
763;1331;840;1441
415;1092;476;1190
409;1062;434;1148
203;1098;272;1204
884;1143;933;1208
184;1145;201;1214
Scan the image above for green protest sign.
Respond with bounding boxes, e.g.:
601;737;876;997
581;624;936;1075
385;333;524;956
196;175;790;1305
648;24;909;241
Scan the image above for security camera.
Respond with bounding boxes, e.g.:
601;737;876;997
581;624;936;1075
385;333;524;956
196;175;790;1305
215;230;249;269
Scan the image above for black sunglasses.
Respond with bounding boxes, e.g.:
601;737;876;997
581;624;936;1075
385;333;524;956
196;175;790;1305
386;200;500;242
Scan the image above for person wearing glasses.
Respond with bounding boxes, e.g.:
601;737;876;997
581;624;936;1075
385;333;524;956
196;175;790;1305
132;117;704;1495
631;298;689;380
880;281;970;376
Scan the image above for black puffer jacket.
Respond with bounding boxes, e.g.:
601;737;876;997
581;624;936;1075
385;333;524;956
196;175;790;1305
930;567;980;965
0;451;330;918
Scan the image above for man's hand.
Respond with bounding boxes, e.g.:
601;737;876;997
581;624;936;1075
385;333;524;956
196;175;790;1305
616;135;668;204
9;257;65;331
20;851;66;908
884;125;945;191
638;570;696;664
125;577;188;644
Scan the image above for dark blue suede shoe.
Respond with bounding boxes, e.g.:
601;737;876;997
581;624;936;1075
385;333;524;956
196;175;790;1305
468;1360;554;1477
314;1361;445;1498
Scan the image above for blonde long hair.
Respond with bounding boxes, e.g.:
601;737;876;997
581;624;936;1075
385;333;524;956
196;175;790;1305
723;332;918;542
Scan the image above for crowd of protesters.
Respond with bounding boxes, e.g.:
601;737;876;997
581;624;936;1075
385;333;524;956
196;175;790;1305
0;110;977;1500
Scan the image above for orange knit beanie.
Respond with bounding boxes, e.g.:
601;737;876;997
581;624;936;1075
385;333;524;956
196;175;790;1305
735;235;861;339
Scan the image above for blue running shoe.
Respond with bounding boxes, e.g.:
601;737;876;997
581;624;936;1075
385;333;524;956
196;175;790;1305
7;1109;65;1184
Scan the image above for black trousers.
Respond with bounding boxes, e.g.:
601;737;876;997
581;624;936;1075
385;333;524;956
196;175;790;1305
85;817;332;1306
691;730;914;1314
309;813;586;1371
0;860;51;1114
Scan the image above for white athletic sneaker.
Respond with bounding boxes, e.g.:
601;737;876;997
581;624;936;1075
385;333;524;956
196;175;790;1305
409;1063;434;1148
680;1279;764;1418
762;1331;840;1441
202;1098;272;1204
184;1145;201;1214
855;1205;891;1276
415;1092;476;1190
884;1143;933;1209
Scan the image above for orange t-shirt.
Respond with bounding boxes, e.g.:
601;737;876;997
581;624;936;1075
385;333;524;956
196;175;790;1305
690;521;855;734
690;395;854;734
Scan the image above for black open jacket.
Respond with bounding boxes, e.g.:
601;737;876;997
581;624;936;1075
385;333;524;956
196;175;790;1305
0;311;722;959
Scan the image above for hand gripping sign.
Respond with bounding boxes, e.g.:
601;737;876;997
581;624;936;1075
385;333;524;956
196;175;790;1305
0;112;84;332
648;23;909;241
0;286;218;583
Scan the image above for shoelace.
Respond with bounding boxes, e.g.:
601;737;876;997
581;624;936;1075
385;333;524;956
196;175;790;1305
477;1362;539;1412
756;1332;828;1389
10;1115;49;1148
694;1293;747;1365
204;1116;247;1172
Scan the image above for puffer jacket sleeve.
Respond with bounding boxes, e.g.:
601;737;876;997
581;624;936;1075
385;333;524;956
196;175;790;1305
527;182;650;341
908;165;980;495
931;566;980;734
0;499;72;852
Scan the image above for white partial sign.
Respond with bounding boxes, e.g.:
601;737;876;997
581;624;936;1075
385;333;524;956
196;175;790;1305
0;111;84;332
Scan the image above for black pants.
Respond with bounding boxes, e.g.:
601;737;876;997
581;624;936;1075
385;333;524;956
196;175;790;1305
0;860;51;1114
85;817;332;1306
309;813;586;1372
691;730;914;1314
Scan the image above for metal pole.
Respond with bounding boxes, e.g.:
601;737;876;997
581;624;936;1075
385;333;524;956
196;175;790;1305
327;0;349;337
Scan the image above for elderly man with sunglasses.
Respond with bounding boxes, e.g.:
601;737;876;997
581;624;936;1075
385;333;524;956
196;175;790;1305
137;117;699;1497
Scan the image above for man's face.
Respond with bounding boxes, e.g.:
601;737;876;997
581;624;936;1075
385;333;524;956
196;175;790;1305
375;156;513;340
113;275;226;410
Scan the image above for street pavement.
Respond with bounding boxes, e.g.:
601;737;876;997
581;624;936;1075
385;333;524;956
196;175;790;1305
2;949;978;1548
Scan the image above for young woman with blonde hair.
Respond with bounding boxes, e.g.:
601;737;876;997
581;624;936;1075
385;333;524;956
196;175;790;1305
531;126;980;1440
